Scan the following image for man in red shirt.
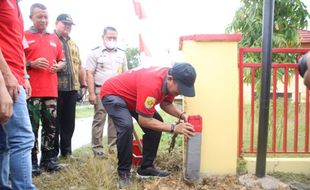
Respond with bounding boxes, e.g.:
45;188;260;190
24;3;65;175
0;0;36;189
100;62;196;188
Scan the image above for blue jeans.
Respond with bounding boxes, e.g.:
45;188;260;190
0;86;36;190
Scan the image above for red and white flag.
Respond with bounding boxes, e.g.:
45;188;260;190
132;0;151;57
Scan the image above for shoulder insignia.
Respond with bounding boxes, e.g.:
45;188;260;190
144;96;156;109
117;47;124;52
91;46;100;51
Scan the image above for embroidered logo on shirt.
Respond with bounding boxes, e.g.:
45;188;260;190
144;96;156;109
117;64;123;74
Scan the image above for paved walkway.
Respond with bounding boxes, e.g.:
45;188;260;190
72;117;108;151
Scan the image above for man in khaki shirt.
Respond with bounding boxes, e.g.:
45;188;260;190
86;26;128;158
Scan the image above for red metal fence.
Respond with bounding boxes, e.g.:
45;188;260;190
238;48;310;157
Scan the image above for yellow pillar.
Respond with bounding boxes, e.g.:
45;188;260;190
180;34;241;175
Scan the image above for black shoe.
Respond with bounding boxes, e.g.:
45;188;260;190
40;159;61;172
32;163;41;176
137;166;170;178
118;174;132;189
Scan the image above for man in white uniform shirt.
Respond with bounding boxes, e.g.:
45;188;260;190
85;26;128;158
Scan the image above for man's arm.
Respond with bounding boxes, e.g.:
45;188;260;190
86;70;96;105
23;53;31;98
0;48;19;101
51;60;65;73
79;65;87;86
23;35;31;98
75;46;87;86
0;70;13;124
138;113;195;138
51;37;66;72
85;50;98;105
160;100;188;121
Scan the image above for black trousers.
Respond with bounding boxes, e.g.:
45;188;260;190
55;90;78;157
102;95;162;177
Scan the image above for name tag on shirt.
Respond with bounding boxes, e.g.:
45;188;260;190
50;42;56;47
27;40;35;45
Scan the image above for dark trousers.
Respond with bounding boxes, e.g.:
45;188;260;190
102;95;162;177
55;91;78;157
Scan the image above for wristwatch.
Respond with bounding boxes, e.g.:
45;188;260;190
24;74;30;79
26;62;31;70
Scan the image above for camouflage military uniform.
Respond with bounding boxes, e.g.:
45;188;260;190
27;98;57;163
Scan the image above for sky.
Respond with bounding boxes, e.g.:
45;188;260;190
19;0;310;66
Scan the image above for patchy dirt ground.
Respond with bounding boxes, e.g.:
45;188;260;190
140;174;250;190
145;150;256;190
33;146;310;190
139;171;310;190
146;150;310;190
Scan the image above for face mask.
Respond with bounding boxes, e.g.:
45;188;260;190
104;40;117;50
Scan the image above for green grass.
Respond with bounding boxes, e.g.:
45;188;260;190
34;110;185;189
34;109;185;189
34;149;120;189
242;98;310;157
269;172;310;185
75;103;93;118
133;110;182;151
34;145;186;190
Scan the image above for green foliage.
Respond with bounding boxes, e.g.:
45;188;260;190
125;47;140;69
226;0;310;88
237;158;248;175
226;0;309;48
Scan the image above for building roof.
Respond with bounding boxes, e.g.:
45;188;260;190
298;30;310;45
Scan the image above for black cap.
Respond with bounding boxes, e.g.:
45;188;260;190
170;63;196;97
56;14;75;25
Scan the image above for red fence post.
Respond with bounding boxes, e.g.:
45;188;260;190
238;48;310;156
294;69;299;152
272;68;277;152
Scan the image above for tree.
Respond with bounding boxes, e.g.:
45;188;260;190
125;47;140;69
227;0;309;48
226;0;310;88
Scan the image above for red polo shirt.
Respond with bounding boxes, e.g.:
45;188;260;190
24;29;64;97
0;0;25;85
100;67;175;117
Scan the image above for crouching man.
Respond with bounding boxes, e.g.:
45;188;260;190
100;63;197;189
